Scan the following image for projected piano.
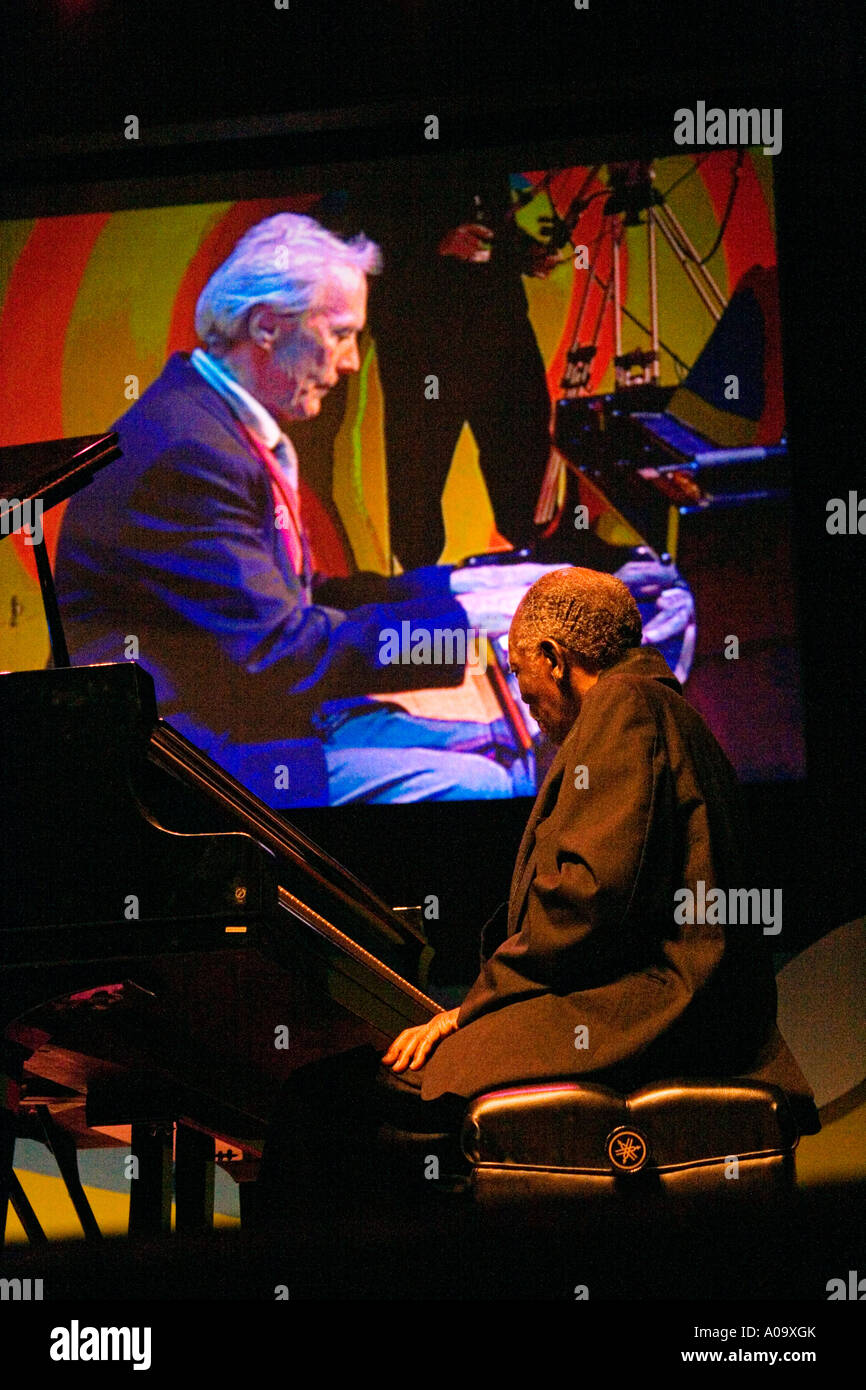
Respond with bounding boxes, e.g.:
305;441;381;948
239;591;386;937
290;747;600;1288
553;265;805;782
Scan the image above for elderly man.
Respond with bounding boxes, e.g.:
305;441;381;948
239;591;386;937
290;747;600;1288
54;212;544;806
56;211;695;807
256;567;816;1218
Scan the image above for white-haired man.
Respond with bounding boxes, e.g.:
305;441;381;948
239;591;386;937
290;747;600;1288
55;213;548;805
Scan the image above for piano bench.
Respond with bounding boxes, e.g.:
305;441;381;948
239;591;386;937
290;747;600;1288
460;1079;801;1208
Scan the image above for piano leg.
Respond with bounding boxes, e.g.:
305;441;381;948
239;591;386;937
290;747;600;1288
175;1124;215;1235
8;1172;47;1245
238;1180;258;1231
0;1109;16;1249
0;1045;27;1249
129;1122;173;1238
34;1105;102;1242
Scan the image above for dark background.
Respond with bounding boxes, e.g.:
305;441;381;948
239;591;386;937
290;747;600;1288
1;0;862;982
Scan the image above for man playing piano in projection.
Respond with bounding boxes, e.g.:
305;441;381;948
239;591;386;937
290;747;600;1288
55;212;691;808
256;567;817;1220
55;213;543;806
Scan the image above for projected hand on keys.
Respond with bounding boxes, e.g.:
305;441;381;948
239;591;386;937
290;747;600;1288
449;562;566;636
449;553;697;686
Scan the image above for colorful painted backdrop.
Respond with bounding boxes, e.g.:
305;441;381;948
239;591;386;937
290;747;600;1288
0;152;777;672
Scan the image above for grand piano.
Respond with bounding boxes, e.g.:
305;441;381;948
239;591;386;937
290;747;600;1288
0;661;439;1242
0;433;450;1242
1;429;558;1245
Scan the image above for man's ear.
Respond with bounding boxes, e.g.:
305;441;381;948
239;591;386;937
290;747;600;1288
247;305;282;350
540;639;566;680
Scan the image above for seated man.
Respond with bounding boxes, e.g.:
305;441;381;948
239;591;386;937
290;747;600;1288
255;567;817;1219
54;212;537;807
55;211;693;809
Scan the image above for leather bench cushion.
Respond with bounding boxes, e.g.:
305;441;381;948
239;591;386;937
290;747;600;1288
462;1080;798;1171
470;1155;794;1205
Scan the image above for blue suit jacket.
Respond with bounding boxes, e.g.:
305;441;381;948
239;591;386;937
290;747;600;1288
54;353;469;803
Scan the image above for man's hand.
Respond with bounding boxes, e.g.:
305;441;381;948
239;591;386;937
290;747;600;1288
614;549;697;684
524;240;567;278
453;586;528;636
450;561;567;593
437;224;494;262
613;551;680;599
382;1008;460;1072
640;585;695;646
451;562;570;636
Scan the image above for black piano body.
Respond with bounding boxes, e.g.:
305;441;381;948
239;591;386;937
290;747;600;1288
0;662;439;1231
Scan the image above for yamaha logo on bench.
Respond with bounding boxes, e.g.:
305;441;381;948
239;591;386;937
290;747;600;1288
607;1127;649;1172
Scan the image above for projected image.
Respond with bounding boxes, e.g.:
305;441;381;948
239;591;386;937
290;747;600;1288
0;150;803;804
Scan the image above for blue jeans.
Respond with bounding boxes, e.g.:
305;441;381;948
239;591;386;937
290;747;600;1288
315;699;534;804
173;701;534;807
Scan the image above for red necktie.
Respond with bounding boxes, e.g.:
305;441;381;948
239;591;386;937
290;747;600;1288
243;426;311;597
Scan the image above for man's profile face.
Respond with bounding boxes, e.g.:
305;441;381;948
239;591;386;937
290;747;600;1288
264;264;367;421
508;627;580;746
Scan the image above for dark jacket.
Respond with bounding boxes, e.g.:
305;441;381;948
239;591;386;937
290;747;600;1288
422;646;818;1133
54;353;469;800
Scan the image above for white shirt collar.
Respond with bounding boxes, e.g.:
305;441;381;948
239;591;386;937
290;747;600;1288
190;347;283;450
189;348;298;488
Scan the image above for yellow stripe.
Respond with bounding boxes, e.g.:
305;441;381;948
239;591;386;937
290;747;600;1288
0;539;49;673
334;335;391;573
0;218;36;318
624;155;728;393
6;1170;239;1241
665;504;680;562
61;203;233;438
667;385;757;449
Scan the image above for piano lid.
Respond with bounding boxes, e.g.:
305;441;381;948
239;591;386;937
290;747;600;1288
0;660;435;995
0;433;120;516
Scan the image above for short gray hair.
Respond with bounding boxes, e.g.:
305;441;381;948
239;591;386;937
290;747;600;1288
194;212;381;352
513;567;642;672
